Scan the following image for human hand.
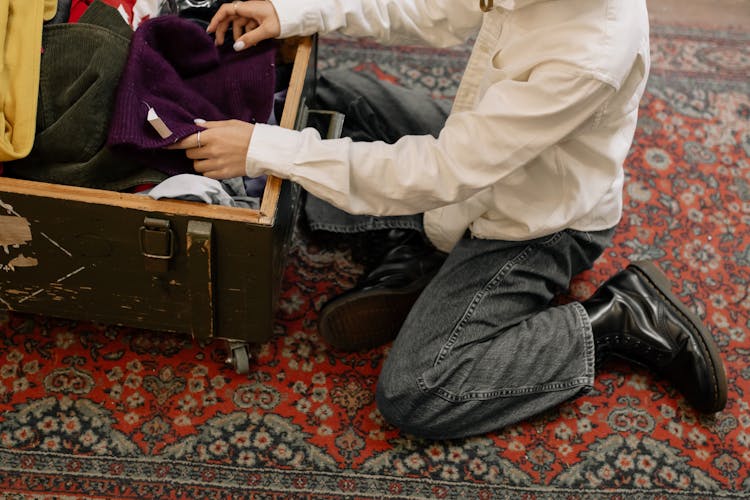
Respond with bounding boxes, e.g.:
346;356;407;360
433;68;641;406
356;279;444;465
166;119;254;180
207;0;281;51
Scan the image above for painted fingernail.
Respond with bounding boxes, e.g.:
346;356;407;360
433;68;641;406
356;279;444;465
233;40;245;51
194;118;207;125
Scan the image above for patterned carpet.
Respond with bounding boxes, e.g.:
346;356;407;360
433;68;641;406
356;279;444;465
1;22;750;499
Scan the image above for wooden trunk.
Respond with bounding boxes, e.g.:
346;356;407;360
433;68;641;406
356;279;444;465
0;37;318;369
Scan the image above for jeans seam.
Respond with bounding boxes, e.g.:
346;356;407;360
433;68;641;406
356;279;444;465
420;230;594;402
418;376;593;402
432;242;536;366
572;301;597;389
422;302;596;402
307;219;423;233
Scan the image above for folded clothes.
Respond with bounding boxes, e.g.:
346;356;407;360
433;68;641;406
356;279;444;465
4;1;167;190
144;173;261;209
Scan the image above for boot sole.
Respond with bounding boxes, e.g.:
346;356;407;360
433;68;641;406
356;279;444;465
318;273;433;352
630;260;728;412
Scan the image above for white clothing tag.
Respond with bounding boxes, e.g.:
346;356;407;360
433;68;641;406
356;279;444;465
147;107;173;139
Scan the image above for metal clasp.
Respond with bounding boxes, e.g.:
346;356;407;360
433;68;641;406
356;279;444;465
140;217;174;272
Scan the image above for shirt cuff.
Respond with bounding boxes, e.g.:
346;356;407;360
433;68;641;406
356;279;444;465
268;0;322;38
245;123;303;178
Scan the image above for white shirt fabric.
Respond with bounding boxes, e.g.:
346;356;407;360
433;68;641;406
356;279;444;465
246;0;651;252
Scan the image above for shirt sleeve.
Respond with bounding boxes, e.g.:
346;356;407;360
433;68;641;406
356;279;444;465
246;68;616;217
269;0;481;47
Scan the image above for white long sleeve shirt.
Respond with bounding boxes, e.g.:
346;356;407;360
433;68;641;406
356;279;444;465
247;0;650;252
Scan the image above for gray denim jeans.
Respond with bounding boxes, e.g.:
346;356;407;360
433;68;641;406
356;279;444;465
305;67;449;234
376;228;613;439
307;69;615;438
311;199;614;438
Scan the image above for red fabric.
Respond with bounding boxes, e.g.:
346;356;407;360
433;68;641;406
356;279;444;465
69;1;146;26
67;0;95;22
131;183;156;193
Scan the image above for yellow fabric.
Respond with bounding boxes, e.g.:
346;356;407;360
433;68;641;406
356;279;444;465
44;0;57;21
1;0;57;161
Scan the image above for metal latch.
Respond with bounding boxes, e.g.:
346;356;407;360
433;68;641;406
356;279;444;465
295;98;345;139
140;217;174;273
187;220;214;340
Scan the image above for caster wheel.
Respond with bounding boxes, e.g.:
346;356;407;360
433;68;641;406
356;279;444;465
228;344;252;374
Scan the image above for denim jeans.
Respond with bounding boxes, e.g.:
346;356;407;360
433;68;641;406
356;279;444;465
306;69;615;438
305;68;449;234
376;228;613;439
304;192;424;233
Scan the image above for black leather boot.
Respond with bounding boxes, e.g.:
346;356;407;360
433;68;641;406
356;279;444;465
318;231;446;352
583;260;728;413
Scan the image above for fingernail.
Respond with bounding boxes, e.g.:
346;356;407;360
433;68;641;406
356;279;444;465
194;118;207;125
233;40;245;51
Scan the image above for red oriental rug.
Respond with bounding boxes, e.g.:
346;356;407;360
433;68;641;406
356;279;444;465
1;22;750;500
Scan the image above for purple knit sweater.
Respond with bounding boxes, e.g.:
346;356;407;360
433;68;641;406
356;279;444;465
107;15;276;176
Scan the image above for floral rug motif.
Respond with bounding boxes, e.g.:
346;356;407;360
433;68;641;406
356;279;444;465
1;24;750;499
